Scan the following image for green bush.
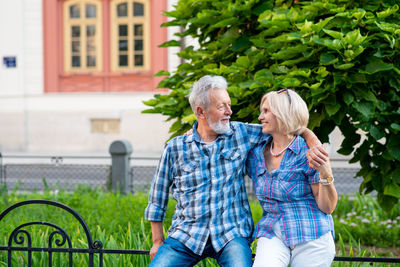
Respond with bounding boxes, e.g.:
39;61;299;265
144;0;400;211
1;188;399;266
334;194;400;249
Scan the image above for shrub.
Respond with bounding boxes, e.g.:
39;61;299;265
144;0;400;210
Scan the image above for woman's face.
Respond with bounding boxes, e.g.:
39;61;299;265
258;99;279;134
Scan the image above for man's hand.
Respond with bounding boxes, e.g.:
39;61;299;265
149;240;164;261
306;145;329;169
149;221;164;261
184;128;193;136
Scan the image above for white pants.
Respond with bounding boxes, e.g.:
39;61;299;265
253;223;335;267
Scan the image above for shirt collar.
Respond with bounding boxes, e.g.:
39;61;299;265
288;136;300;155
186;121;234;143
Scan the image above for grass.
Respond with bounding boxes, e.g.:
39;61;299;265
0;185;399;266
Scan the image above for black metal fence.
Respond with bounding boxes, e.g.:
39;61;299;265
0;200;399;266
0;199;149;267
0;153;364;195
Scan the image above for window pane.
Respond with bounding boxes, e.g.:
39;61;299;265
134;40;143;51
134;54;143;66
117;3;128;17
87;25;96;37
72;56;81;67
119;55;128;66
119;40;128;51
72;41;80;52
87;55;96;67
72;26;80;37
133;2;144;16
134;24;143;36
86;4;96;18
119;25;128;37
87;39;95;52
70;5;80;18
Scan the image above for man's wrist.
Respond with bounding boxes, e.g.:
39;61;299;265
153;238;164;245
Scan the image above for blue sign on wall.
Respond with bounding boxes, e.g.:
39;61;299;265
3;57;17;68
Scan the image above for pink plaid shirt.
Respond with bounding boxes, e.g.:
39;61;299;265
246;135;334;247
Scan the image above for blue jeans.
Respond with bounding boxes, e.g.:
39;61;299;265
149;236;253;267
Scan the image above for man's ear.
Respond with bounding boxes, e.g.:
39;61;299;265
196;106;206;119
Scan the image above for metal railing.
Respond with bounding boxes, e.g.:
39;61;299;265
0;153;364;195
0;154;112;192
0;200;399;266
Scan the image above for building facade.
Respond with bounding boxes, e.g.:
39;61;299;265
0;0;179;156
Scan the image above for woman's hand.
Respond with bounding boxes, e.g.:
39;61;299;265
184;129;193;136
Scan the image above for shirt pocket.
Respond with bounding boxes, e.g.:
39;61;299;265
175;160;202;192
276;174;309;201
220;149;242;171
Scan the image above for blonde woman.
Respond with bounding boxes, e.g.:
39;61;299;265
246;89;338;267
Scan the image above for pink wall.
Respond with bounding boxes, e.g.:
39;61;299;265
43;0;168;93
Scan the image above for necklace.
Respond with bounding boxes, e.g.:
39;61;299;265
270;137;296;157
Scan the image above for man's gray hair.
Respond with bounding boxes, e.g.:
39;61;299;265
189;75;228;116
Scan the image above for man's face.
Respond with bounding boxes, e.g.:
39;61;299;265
205;89;232;134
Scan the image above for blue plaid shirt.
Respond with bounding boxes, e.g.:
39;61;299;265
145;121;263;255
246;135;334;247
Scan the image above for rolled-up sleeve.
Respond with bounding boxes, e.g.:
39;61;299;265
243;123;269;149
144;144;173;221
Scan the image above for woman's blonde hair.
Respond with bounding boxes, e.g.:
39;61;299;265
261;89;309;135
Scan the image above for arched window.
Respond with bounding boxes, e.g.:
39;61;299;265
110;0;150;72
63;0;103;72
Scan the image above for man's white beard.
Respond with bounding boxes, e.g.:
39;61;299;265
207;117;230;134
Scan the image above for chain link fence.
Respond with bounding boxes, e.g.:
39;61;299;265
1;154;364;196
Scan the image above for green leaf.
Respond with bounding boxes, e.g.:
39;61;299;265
308;112;325;129
387;135;400;160
348;74;368;84
158;40;181;47
168;120;183;133
377;4;399;19
384;183;400;199
320;53;338;65
142;99;158;106
352;10;366;20
343;92;354;105
322;29;343;39
325;103;340;116
282;77;301;88
312;16;334;32
254;69;273;82
232;36;252;51
391;123;400;132
334;63;354;70
353;102;374;118
182;114;196;123
378;194;397;212
370;126;385;140
210;17;238;29
363;58;393;74
154;70;170;77
343;29;366;46
392;166;400;184
141;108;161;114
236;56;251;68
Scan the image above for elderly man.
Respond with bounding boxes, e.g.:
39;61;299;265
144;75;326;267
